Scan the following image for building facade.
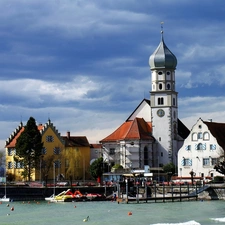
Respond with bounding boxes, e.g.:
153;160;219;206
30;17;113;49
178;118;225;181
100;31;189;173
5;119;90;182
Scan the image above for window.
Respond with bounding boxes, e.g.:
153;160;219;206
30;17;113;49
46;135;54;142
166;83;170;90
159;83;163;90
184;158;190;166
54;160;61;168
161;152;163;157
158;71;163;75
158;97;164;105
8;162;13;169
210;144;216;150
173;98;176;106
203;132;209;140
198;132;202;139
203;158;210;166
166;71;171;75
42;147;47;155
54;147;61;155
182;158;192;166
144;146;148;165
109;148;115;155
8;149;15;156
192;133;197;141
15;161;23;169
196;143;206;150
185;145;191;151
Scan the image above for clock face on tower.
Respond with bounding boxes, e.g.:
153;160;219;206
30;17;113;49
157;109;165;117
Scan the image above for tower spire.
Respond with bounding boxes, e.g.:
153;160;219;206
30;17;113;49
160;21;164;40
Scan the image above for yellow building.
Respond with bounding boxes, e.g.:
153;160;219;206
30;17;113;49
38;119;65;183
5;119;90;183
62;132;91;182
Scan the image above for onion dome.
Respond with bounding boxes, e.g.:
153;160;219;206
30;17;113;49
149;31;177;70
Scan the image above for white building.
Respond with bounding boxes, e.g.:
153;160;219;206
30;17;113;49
100;30;189;174
178;118;225;181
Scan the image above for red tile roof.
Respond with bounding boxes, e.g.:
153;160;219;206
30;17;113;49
100;117;154;142
5;125;44;148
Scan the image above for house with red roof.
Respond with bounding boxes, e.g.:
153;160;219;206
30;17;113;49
100;31;190;181
5;119;90;182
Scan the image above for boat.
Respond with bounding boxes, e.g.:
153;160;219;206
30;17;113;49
45;189;88;202
45;189;71;202
0;195;10;202
0;171;10;202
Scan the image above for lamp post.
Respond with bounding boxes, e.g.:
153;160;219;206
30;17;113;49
125;178;128;203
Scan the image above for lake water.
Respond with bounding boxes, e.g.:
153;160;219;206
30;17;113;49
0;200;225;225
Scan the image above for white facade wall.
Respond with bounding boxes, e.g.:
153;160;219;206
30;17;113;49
178;119;222;179
128;100;151;123
102;140;153;170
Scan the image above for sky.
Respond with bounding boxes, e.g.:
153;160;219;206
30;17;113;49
1;0;225;150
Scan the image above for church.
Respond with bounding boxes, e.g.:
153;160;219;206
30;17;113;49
100;30;190;177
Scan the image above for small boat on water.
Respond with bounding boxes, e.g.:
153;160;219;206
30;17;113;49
0;195;10;202
45;189;86;202
0;173;10;202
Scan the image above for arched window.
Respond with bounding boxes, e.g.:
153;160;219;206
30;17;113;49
192;133;197;141
159;83;163;90
196;143;206;150
166;83;170;90
203;132;209;140
144;146;148;165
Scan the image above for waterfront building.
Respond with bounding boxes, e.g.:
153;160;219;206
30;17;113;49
100;30;189;176
5;119;90;182
178;118;225;181
62;132;91;181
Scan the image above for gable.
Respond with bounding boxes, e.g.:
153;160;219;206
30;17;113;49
126;99;151;123
5;123;44;148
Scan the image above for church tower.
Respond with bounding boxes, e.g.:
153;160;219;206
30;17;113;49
149;28;178;166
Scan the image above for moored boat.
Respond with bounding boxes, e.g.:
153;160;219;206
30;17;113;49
0;195;10;202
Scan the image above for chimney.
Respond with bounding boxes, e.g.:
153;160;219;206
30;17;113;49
67;131;70;139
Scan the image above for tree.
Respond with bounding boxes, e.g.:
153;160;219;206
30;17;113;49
15;117;43;181
214;161;225;175
163;163;176;183
63;148;81;186
41;155;55;187
163;163;176;174
89;157;104;181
